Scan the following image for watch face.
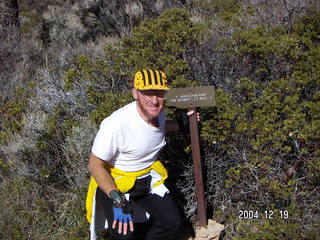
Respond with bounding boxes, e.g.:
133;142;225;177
110;190;124;206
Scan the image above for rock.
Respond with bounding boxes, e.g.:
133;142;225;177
194;219;225;240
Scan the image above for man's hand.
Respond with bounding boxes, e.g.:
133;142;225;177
186;110;201;122
109;190;134;235
178;110;201;133
112;206;134;235
165;111;201;132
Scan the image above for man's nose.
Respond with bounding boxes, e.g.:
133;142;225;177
150;95;159;103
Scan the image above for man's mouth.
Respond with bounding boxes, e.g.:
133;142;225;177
148;105;160;112
149;107;158;111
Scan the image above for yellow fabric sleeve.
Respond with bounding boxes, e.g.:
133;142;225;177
86;176;98;223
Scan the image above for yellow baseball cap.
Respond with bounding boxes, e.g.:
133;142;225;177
134;69;170;90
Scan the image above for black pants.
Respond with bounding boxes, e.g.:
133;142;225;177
95;178;182;240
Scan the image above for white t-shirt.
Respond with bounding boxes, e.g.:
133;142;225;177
92;101;166;172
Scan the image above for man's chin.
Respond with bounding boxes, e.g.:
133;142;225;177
147;107;161;115
148;113;160;120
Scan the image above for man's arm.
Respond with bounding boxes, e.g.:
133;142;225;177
165;110;200;133
88;153;134;234
165;120;179;132
88;152;118;197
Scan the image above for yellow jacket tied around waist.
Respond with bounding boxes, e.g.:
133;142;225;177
86;160;168;223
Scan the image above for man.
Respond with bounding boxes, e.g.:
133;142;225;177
86;69;190;240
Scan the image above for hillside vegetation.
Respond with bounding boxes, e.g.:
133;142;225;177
0;0;319;239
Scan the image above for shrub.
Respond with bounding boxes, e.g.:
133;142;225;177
196;8;320;239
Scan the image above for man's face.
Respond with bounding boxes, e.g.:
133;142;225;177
132;89;166;122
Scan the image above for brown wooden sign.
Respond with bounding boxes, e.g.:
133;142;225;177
166;86;215;108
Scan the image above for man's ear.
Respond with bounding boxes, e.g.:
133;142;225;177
132;88;138;100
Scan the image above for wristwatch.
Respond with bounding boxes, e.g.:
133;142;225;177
109;190;125;207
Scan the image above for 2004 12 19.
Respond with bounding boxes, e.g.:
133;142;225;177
238;210;289;219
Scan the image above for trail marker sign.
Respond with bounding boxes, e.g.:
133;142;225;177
165;86;215;108
166;86;215;228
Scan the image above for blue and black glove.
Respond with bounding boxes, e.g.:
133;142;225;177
113;206;133;224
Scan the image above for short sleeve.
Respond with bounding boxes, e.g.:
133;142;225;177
91;117;119;161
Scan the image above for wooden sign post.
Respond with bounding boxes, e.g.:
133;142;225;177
166;86;216;228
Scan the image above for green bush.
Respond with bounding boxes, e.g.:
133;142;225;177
0;176;89;239
199;8;320;239
120;8;204;87
0;81;36;144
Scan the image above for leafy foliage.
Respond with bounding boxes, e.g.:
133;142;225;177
197;8;320;239
120;9;204;87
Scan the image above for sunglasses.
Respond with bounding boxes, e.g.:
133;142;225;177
138;90;166;100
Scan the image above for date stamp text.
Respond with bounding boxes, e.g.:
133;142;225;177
238;210;289;220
